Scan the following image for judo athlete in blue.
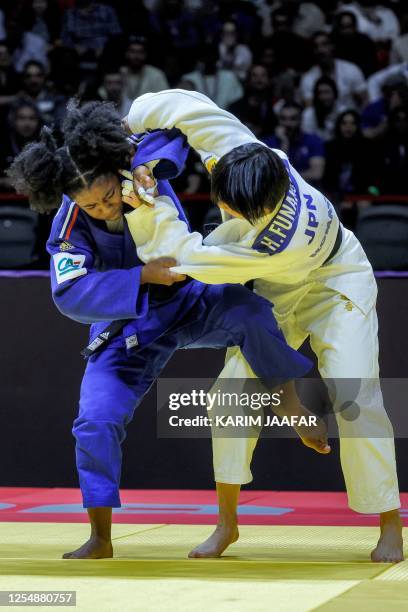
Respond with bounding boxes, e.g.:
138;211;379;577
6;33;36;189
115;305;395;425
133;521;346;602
7;100;328;559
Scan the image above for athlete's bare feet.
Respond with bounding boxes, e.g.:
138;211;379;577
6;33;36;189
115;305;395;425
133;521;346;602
293;405;331;454
273;382;330;454
62;536;113;559
188;524;239;558
371;510;404;563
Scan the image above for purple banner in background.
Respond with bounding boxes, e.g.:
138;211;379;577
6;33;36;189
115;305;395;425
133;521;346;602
374;271;408;278
0;270;50;278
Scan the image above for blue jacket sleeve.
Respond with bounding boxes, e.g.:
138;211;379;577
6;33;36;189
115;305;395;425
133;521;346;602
131;128;189;180
130;129;190;225
46;197;148;324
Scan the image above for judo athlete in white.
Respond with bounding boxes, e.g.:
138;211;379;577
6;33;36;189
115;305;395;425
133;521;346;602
123;89;403;563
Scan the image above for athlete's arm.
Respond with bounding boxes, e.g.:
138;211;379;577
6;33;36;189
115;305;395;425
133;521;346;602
47;197;149;324
125;195;272;286
125;89;262;170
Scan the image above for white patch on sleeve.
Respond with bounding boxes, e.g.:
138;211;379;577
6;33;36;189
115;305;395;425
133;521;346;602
53;252;87;284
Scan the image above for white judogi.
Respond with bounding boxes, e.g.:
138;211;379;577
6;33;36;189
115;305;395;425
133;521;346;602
126;89;400;514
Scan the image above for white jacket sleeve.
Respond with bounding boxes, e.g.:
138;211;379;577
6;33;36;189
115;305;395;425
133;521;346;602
126;88;262;169
367;63;407;102
125;196;271;285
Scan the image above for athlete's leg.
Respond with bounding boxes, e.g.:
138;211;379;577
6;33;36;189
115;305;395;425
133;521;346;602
64;283;305;559
64;337;178;559
63;507;113;560
297;284;403;562
191;284;311;385
186;285;328;451
190;290;325;558
189;482;240;558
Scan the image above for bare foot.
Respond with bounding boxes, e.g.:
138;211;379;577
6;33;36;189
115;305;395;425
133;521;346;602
62;536;113;559
188;524;239;558
294;405;331;454
371;510;404;563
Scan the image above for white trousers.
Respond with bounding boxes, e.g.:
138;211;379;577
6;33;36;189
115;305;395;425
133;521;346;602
212;284;401;514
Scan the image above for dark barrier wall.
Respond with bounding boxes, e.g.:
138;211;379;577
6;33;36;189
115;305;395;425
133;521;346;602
1;277;408;491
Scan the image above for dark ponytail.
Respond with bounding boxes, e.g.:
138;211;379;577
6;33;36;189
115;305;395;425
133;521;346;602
7;100;131;213
7;127;66;213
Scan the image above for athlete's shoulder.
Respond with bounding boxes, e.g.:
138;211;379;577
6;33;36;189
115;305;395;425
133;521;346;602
270;147;289;163
49;195;86;244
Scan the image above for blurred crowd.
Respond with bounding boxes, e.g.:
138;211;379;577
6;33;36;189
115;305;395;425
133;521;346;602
0;0;408;267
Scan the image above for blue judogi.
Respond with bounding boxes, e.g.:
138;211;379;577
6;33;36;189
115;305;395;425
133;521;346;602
46;131;311;508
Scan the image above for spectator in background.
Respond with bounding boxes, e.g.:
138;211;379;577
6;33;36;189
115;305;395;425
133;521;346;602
228;63;276;138
153;0;199;49
362;75;408;140
302;76;345;141
218;20;252;81
258;0;326;39
332;11;377;77
171;148;208;196
323;110;378;221
335;1;400;42
266;8;312;73
272;70;300;115
175;77;195;90
151;0;199;75
48;45;80;97
19;60;66;127
182;44;243;109
184;0;205;11
0;99;41;190
96;68;132;117
220;0;261;45
195;0;223;45
120;36;168;101
367;63;408;103
378;106;408;195
0;42;20;113
257;39;280;77
264;102;325;184
0;9;6;40
3;13;48;73
300;31;367;109
114;1;156;40
256;36;303;112
61;0;121;72
170;146;211;231
390;13;408;64
26;0;62;47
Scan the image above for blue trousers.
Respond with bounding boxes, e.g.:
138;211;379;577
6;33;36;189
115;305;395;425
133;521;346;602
74;284;310;507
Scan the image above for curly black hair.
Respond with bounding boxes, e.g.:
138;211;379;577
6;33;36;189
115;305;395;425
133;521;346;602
7;100;131;213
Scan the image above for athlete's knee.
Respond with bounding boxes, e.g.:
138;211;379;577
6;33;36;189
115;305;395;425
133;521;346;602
77;393;138;428
73;418;126;446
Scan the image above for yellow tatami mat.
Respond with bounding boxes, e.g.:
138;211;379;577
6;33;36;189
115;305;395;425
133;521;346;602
0;523;406;611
